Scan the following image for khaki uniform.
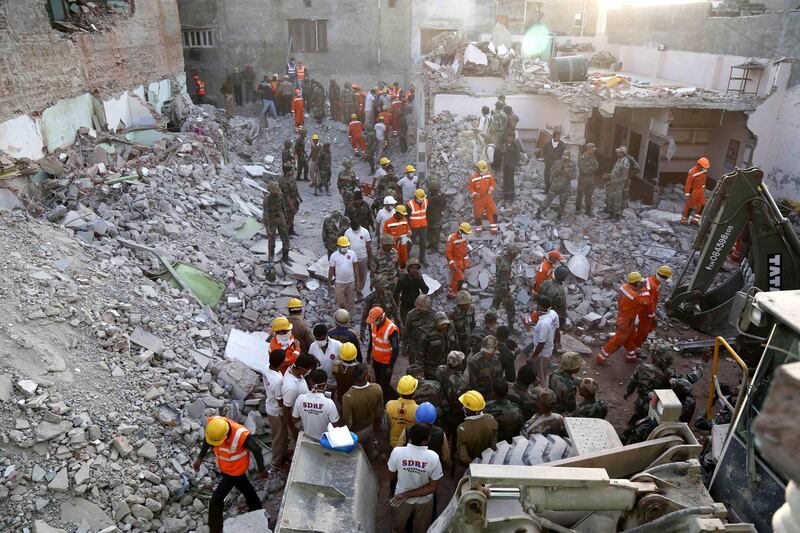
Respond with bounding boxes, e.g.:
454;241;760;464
456;413;498;465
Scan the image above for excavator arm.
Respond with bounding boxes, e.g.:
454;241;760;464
668;167;800;336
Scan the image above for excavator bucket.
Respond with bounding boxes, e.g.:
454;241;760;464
274;433;378;532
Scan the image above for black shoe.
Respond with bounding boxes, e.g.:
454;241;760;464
289;230;298;236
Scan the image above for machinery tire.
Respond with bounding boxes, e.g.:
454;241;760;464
477;434;574;466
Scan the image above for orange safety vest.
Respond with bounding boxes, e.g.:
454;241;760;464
533;260;554;294
406;198;428;228
639;275;661;318
271;336;301;374
296;65;306;80
469;171;495;197
371;318;398;364
210;416;251;476
445;231;468;263
616;282;644;327
384;217;410;241
196;80;206;96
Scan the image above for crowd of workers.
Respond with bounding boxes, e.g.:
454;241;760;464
192;81;715;532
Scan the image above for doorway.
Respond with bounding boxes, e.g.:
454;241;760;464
643;141;660;183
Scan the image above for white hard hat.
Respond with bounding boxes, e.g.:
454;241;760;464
383;196;397;206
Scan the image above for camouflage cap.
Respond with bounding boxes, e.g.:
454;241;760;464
406;257;422;268
415;294;432;311
670;377;693;396
434;311;451;326
455;290;473;305
343;159;353;168
579;378;599;395
447;350;465;367
267;181;280;192
380;234;394;245
481;335;499;353
505;243;520;256
484;308;499;320
651;340;674;365
559;351;582;371
533;386;556;406
554;265;569;282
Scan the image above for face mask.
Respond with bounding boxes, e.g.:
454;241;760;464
277;333;291;344
339;247;349;254
319;341;328;351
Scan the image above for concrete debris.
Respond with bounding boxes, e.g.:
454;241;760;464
48;468;69;492
129;326;166;354
34;520;66;533
223;510;271;533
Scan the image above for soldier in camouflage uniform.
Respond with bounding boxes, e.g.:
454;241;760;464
507;363;538;420
539;266;569;331
491;244;519;331
572;378;608;419
418;312;458;379
374;166;400;214
364;123;377;174
548;352;583;414
670;377;698;423
435;350;469;439
281;139;295;173
310;80;326;122
402;294;434;365
486;102;507;170
341;82;356;125
359;278;400;339
279;164;302;235
318;143;332;195
345;191;374;233
470;308;499;356
467;335;504;400
624;347;671;425
262;181;290;263
536;151;575;221
322;210;348;258
606;146;640;220
407;365;444;417
521;387;567;438
337;159;358;211
484;380;524;443
397;106;409;153
373;233;400;293
426;181;445;252
576;143;599;215
294;129;309;181
449;290;476;356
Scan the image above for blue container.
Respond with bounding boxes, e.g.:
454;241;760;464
320;431;359;453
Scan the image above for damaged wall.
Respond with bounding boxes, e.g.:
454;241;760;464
410;0;495;60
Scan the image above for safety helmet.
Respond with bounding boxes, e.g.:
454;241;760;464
337;236;351;247
548;250;563;261
414;189;426;200
579;378;599;396
534;387;556;406
459;222;472;234
416;402;437;424
343;159;353;168
434;311;451;326
504;243;520;256
559;351;583;371
484;308;499;320
383;195;397;206
205;417;230;446
406;257;421;268
405;165;416;173
366;306;385;324
287;298;303;311
395;205;408;215
447;350;465;367
340;342;357;361
657;265;673;279
414;294;432;311
379;157;391;166
481;335;499;352
333;308;351;325
476;160;489;172
627;271;644;284
459;390;486;412
455;290;473;305
379;234;394;245
697;157;710;169
271;316;293;332
311;134;319;140
397;375;419;395
554;266;569;282
351;113;358;119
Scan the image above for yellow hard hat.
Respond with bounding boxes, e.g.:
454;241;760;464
627;271;644;284
657;265;673;279
287;298;303;311
397;375;419;395
405;165;416;173
395;205;408;215
337;236;351;247
414;188;426;200
311;134;319;140
205;417;230;446
379;157;391;166
271;316;293;332
340;342;357;361
459;390;486;411
351;113;358;120
477;160;488;172
459;222;472;234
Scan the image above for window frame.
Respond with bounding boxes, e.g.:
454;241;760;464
182;28;216;49
288;19;328;53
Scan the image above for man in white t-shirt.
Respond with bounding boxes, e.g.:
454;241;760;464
262;349;290;470
292;369;340;439
309;324;342;393
375;121;387;162
387;423;443;533
281;352;315;443
375;196;396;236
344;219;373;293
525;295;561;384
328;237;358;316
397;168;418;204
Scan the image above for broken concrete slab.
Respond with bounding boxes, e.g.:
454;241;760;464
129;327;165;355
35;421;73;442
74;461;92;485
285;260;310;281
34;520;66;533
61;498;114;531
644;245;677;261
224;329;269;374
567;254;590;281
242;165;267;178
214;359;262;400
423;274;441;295
48;468;69;492
308;255;329;278
223;510;271;533
233;216;264;241
561;334;593;355
464;44;488;66
0;374;11;401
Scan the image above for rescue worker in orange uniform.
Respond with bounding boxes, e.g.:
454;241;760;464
296;60;306;89
367;306;401;401
597;272;647;365
446;222;472;298
469;160;498;234
533;250;563;295
353;84;366;122
407;188;429;264
270;316;302;374
348;113;365;157
390;94;404;134
377;106;392;128
192;74;206;104
292;89;305;128
383;205;412;269
193;416;266;533
633;265;673;348
682;157;710;224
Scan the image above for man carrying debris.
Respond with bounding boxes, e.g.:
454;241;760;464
541;130;565;194
407;188;429;264
606;146;640;220
263;181;290;263
549;352;583;414
533;250;563;296
456;390;498;467
682;157;710;224
426;181;445;252
279;164;302;236
384;205;412;269
194;416;266;533
393;258;429;322
322;210;349;258
449;290;476;355
287;298;314;353
329;236;358;316
536;151;575;221
469;160;498;235
368;306;401;402
596;271;647;365
623;343;672;424
633;265;673;348
337;159;359;211
491;244;520;332
577;143;599;215
572;378;608;419
418;312;458;379
308;133;322;194
292;88;305;128
319;142;332;195
445;222;472;298
348;113;366;157
373;233;400;293
467;335;504;400
294;129;309;182
402;294;435;365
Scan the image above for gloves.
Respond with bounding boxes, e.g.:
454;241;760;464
401;235;411;245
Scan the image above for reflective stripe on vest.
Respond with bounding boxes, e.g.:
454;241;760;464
297;65;306;79
407;198;427;227
287;63;296;75
371;320;398;364
619;285;635;300
196;80;206;96
211;417;251;476
386;220;408;234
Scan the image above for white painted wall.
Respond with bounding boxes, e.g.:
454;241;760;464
0;115;44;160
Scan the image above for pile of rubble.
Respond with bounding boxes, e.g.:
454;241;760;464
50;0;132;34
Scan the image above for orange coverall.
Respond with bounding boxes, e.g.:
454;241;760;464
377;110;392;128
390;98;404;132
445;231;469;295
633;275;661;347
383;216;411;268
469;171;497;232
682;164;707;223
348;120;365;153
292;96;305;128
533;260;554;295
600;282;645;362
356;91;366;122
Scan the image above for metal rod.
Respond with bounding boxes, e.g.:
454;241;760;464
706;336;750;419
